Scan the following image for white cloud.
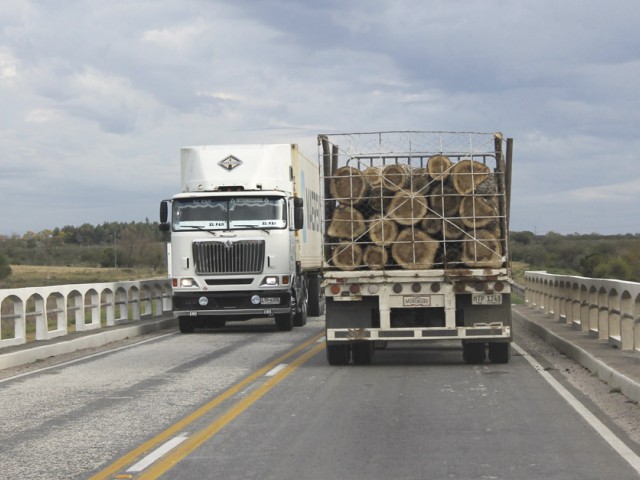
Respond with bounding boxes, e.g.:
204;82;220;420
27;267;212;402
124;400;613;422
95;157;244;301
142;21;207;50
1;0;640;234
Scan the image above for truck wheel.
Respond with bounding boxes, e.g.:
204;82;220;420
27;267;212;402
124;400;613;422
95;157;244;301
293;289;308;327
276;291;295;331
307;274;324;317
178;316;195;334
462;342;486;364
488;342;510;364
326;343;350;365
352;342;373;365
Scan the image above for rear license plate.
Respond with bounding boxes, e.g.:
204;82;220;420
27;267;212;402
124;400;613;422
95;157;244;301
403;296;431;307
472;294;502;305
261;297;280;305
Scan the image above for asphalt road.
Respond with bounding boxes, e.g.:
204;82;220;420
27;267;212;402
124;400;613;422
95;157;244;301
1;316;639;480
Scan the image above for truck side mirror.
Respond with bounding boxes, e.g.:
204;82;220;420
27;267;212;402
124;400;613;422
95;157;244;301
293;197;304;231
159;200;171;232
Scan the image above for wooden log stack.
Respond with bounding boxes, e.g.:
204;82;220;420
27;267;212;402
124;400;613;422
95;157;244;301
326;156;504;271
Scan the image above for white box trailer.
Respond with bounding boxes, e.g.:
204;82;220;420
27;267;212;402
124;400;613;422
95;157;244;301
160;144;323;332
319;131;514;365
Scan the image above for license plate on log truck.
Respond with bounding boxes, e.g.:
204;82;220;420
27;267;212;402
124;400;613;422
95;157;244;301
471;294;502;305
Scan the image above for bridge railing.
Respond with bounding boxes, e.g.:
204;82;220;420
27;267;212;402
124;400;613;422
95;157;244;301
0;279;172;350
523;271;640;352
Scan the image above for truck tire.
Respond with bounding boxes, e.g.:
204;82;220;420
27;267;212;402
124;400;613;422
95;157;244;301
178;316;195;334
307;274;324;317
352;342;373;365
293;299;307;327
326;343;350;365
462;342;486;364
488;342;510;364
275;291;295;331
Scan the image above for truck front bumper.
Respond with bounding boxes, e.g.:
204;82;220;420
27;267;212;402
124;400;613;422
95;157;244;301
172;290;291;317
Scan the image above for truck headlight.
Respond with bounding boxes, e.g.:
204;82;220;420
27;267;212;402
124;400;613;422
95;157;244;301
261;276;279;286
180;278;198;288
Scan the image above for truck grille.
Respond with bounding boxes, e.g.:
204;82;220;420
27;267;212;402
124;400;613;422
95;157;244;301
193;240;265;275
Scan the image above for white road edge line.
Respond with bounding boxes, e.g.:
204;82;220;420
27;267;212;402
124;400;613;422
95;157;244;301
265;363;287;377
513;342;640;475
126;434;189;473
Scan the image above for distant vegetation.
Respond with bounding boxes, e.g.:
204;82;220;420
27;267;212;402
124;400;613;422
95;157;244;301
0;221;167;287
0;224;639;286
510;231;640;282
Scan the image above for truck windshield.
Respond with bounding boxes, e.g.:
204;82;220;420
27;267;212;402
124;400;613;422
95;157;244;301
172;196;287;231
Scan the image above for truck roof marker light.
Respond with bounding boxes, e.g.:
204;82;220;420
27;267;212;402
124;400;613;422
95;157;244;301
349;283;360;294
330;284;342;295
392;283;403;294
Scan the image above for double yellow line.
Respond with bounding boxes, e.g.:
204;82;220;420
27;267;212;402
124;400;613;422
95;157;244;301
90;333;325;480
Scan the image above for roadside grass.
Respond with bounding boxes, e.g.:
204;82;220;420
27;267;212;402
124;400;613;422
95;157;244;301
2;265;167;289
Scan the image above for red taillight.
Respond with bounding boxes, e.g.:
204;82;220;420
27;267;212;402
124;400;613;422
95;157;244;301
330;284;341;295
349;283;361;294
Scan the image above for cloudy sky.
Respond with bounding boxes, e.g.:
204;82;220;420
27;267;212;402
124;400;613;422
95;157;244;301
1;0;639;235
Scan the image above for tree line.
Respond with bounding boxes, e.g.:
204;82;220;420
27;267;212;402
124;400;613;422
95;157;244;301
1;225;639;283
0;221;166;280
510;231;640;282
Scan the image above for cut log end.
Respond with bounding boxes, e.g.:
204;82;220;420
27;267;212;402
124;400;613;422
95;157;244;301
452;159;491;194
381;164;409;192
391;229;439;270
327;205;366;240
329;166;368;204
331;242;363;270
462;230;503;268
427;155;452;181
363;245;388;270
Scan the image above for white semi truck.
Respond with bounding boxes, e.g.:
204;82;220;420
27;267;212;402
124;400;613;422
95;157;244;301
159;144;323;333
319;131;514;365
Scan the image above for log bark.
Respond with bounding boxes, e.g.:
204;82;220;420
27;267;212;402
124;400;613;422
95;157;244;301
331;241;363;270
411;167;431;195
391;229;439;270
452;159;491;194
329;166;368;204
420;212;443;237
427;182;461;218
327;205;366;239
366;185;393;213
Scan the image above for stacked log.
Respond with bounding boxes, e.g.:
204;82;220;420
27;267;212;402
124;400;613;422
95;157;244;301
326;156;504;270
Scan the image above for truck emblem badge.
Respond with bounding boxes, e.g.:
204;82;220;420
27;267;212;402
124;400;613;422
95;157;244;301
218;155;243;171
224;240;233;249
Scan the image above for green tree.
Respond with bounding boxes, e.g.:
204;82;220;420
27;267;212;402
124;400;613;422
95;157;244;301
0;252;11;280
